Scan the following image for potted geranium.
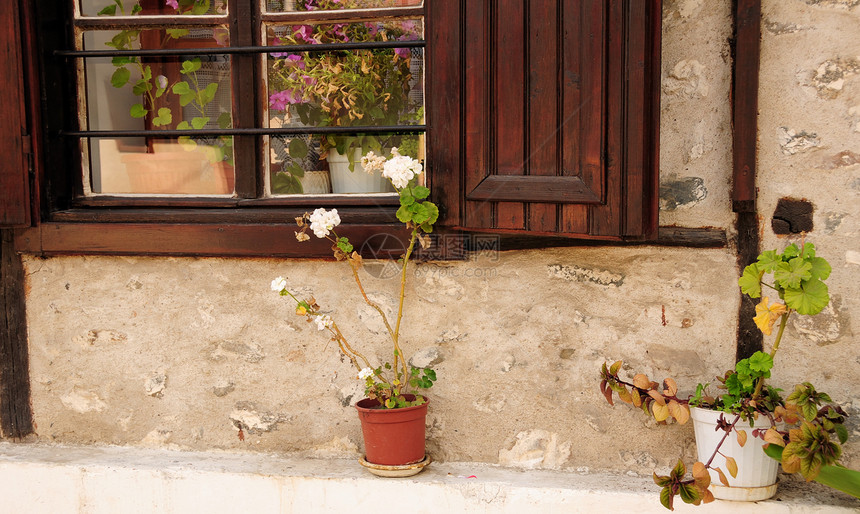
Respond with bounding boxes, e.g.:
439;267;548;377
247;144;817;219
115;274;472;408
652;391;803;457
599;242;860;509
271;148;438;475
266;0;423;193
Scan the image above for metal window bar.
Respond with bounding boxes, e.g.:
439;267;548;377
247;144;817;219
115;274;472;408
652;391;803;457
58;40;426;138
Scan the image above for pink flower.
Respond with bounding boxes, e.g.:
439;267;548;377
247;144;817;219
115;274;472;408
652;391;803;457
213;27;229;47
269;90;307;111
165;0;179;9
293;25;317;44
286;54;306;70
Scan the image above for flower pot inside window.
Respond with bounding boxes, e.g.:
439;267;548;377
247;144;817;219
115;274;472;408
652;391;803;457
327;148;395;194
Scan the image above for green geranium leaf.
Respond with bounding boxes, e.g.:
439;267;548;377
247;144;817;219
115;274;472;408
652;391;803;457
287;162;305;178
166;28;190;40
191;116;209;130
756;250;782;272
412;185;430;199
783;243;801;259
288;138;309;160
396;205;411;223
172;81;191;95
110;67;130;88
784;278;829;315
809;257;831;281
774;257;812;290
181;58;202;75
97;4;117;16
152;107;173;127
217;112;232;129
199;82;218;106
738;263;763;298
111;56;135;66
132;78;152;96
748;351;773;374
129;103;147;118
131;3;142;14
176;121;191;130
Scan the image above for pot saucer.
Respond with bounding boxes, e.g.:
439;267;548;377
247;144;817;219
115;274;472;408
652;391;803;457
358;454;431;477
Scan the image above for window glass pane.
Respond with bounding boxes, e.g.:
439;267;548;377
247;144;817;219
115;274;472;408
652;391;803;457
81;28;234;195
265;20;424;194
265;0;422;13
78;0;229;18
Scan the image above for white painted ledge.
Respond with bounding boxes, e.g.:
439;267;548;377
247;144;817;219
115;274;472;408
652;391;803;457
0;443;858;513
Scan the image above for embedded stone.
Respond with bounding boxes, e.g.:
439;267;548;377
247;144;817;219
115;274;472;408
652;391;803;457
409;347;443;368
204;340;265;363
60;388;107;413
229;402;285;434
792;298;844;346
473;394;507;414
498;429;572;470
662;60;709;98
212;380;235;397
772;198;814;234
547;264;624;287
778;127;821;155
659;176;708;211
144;372;167;398
73;329;128;347
646;343;707;378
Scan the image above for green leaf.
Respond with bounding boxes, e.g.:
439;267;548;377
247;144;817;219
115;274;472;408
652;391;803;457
129;103;147;118
835;424;848;445
181;58;202;75
132;78;152;96
176;121;191;130
809;257;832;281
97;4;117;16
784;278;829;315
679;483;702;505
131;3;142;14
396;205;411;223
152;107;173;127
217;112;232;129
110;67;130;88
756;250;782;272
425;369;436;381
774;257;812;290
166;28;190;39
659;486;674;511
287;162;305;178
111;56;135;66
738;263;763;298
288;138;309;160
783;243;801;259
199;82;219;106
748;351;773;374
191;116;210;130
412;185;430;199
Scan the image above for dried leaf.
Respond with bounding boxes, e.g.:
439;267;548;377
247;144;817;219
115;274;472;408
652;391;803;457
703;489;715;504
631;388;642;408
617;387;633;404
652;401;670;422
692;461;711;489
668;400;690;425
736;429;748;447
633;373;651;390
725;456;738;478
663;377;678;397
781;453;801;474
647;389;667;406
763;427;785;447
715;467;730;487
753;297;788;336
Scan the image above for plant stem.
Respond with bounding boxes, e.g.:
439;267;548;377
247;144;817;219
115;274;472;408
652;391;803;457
751;311;791;399
393;230;418;386
705;414;741;469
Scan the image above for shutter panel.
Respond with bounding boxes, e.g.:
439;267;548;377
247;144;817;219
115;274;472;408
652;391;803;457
429;0;661;240
0;3;31;227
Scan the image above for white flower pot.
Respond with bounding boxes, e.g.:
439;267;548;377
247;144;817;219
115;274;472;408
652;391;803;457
690;406;781;501
327;148;393;194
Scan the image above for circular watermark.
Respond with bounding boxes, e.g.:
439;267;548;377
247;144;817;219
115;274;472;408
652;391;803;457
359;232;409;280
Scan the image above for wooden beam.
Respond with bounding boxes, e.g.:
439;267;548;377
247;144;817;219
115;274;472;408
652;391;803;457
0;229;33;438
731;0;761;214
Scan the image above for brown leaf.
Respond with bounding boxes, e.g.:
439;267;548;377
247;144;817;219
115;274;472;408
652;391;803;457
618;387;633;404
736;429;748;448
663;377;678;397
715;467;730;487
725;456;738;479
631;388;643;407
692;461;711;489
763;427;785;447
782;454;801;474
703;489;715;504
668;400;690;425
633;373;651;390
647;390;667;406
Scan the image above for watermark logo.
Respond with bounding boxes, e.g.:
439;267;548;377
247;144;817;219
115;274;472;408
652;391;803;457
359;233;501;280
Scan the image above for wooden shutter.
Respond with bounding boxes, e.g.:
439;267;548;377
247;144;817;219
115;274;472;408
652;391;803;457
428;0;661;240
0;3;31;227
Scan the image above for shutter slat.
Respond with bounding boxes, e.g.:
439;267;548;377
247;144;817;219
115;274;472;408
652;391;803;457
0;4;30;228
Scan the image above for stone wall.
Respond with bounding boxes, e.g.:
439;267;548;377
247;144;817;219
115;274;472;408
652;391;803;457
17;0;860;476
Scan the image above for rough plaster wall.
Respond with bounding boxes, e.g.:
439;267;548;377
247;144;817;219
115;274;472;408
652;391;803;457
24;248;737;474
17;0;860;477
757;0;860;467
659;0;734;229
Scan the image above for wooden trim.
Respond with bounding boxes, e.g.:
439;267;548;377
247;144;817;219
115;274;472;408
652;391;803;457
731;0;761;213
14;221;411;258
467;176;601;204
0;2;31;227
459;226;727;250
0;229;33;438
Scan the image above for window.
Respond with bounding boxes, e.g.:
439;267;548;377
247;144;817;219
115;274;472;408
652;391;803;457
5;0;662;255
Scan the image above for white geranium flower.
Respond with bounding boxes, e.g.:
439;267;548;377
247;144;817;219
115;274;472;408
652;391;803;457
358;367;374;380
360;151;386;175
314;314;333;331
270;276;287;292
308;208;341;238
382;149;423;189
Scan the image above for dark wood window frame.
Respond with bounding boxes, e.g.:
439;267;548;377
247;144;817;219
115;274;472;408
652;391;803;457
9;0;725;258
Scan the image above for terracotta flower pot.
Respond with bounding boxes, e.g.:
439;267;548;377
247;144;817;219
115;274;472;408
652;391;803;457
355;395;428;466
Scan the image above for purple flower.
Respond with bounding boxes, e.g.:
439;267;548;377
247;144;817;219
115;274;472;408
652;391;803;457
269;36;290;58
294;25;317;44
213;27;229;47
165;0;179;9
269;90;307;111
364;23;379;37
286;54;306;70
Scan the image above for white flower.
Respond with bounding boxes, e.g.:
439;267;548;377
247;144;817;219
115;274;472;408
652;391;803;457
358;367;375;380
270;276;287;292
382;150;423;189
314;314;333;331
156;75;168;90
308;208;341;238
360;152;386;175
